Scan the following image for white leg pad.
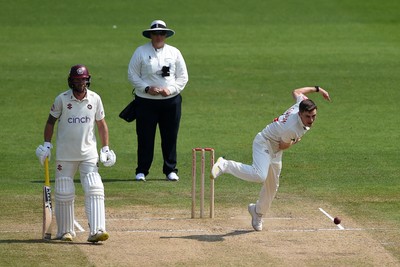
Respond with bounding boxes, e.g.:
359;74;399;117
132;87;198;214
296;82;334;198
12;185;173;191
55;177;76;238
83;172;106;236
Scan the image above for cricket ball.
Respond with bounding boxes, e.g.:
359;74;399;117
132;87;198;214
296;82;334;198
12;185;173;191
333;217;341;225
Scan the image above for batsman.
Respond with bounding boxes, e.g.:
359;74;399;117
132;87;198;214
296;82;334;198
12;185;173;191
36;64;116;243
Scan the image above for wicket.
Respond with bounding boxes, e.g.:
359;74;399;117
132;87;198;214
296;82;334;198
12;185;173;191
191;148;215;219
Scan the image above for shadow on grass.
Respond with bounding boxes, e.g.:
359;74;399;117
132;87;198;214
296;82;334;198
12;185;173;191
30;178;170;184
0;239;102;245
160;229;253;242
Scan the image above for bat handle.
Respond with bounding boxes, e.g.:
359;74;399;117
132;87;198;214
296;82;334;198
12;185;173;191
44;157;50;186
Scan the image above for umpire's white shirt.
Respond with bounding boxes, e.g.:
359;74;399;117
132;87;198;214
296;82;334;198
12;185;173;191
50;89;105;161
128;42;188;98
262;94;310;153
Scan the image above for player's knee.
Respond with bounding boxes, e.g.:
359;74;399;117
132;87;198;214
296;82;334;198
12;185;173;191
55;177;75;202
83;172;104;196
254;172;267;183
251;167;267;183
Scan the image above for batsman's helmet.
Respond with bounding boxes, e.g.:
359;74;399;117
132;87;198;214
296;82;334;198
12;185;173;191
68;64;91;89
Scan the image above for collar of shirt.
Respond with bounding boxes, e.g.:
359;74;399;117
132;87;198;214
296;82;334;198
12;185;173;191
297;113;310;131
67;89;88;102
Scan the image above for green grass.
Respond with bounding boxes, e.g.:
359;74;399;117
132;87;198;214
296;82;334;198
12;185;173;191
1;0;399;265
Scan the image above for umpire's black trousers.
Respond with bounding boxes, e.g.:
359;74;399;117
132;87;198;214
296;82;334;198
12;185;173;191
134;94;182;177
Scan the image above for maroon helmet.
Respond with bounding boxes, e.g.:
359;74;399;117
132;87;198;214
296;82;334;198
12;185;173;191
68;64;91;89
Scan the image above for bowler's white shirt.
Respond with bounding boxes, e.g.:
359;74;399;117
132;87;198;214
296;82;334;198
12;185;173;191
128;42;188;99
50;89;105;161
262;94;309;153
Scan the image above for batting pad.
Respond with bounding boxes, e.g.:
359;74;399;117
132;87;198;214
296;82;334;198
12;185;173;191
83;172;106;236
55;176;76;238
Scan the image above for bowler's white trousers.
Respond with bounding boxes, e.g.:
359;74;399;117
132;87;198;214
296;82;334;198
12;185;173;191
223;133;282;215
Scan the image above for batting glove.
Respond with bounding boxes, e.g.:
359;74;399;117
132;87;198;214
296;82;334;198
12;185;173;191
36;142;52;165
100;146;116;167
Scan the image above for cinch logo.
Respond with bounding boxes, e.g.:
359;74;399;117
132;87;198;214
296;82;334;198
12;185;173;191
68;116;91;123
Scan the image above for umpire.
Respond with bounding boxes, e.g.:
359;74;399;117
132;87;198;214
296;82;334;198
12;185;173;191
128;20;189;182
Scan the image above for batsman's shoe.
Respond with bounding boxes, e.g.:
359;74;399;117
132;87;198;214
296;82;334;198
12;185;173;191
248;203;263;231
87;230;109;243
61;232;73;242
167;172;179;181
135;173;146;182
211;157;225;179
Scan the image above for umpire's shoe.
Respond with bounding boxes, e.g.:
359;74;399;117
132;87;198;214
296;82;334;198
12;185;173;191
167;172;179;181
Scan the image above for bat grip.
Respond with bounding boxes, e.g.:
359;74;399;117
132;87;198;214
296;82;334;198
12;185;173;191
44;157;50;186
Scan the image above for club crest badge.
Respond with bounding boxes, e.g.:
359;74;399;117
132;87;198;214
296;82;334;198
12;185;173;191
77;67;85;75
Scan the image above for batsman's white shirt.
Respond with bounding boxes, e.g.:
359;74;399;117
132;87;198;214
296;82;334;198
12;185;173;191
261;94;309;153
128;42;188;99
50;89;105;161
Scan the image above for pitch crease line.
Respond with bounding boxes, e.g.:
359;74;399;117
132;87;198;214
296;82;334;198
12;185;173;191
107;217;186;221
319;208;345;230
74;220;85;232
124;229;207;233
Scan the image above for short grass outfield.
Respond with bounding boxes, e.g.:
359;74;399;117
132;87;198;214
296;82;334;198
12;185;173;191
1;0;399;266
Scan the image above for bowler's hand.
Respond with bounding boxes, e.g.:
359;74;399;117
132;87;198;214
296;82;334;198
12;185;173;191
319;87;331;101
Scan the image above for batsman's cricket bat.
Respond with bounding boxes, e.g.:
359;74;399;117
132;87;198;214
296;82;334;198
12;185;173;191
42;157;52;240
